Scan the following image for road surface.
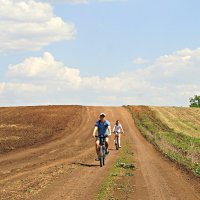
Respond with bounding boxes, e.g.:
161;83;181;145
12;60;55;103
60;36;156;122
0;106;199;200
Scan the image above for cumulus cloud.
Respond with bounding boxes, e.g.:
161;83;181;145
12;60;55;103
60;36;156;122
7;52;82;89
0;82;46;94
1;48;200;106
138;48;200;82
132;57;148;65
0;0;76;52
6;52;151;93
0;82;46;105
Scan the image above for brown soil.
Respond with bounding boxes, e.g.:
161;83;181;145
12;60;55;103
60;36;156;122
0;106;82;153
0;106;200;200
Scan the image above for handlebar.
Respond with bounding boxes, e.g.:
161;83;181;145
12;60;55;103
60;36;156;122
112;131;125;133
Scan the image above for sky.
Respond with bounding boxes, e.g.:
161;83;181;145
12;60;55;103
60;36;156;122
0;0;200;106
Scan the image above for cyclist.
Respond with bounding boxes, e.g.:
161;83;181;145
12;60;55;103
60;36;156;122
113;120;124;148
92;113;112;160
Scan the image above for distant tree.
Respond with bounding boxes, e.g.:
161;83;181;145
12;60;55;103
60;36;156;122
189;95;200;107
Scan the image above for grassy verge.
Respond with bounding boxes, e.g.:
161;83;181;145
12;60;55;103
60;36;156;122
96;140;135;200
126;106;200;177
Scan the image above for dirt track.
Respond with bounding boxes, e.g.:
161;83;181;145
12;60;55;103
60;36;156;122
0;106;200;200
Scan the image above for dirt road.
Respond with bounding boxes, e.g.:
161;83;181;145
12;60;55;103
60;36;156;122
0;106;200;200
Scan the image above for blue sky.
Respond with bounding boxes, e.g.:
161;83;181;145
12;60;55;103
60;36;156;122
48;0;200;75
0;0;200;106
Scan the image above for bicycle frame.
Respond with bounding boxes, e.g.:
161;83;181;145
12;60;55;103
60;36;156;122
96;135;107;167
114;132;121;150
115;134;119;150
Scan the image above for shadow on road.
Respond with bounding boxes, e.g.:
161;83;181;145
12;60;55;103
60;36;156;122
71;162;99;167
109;148;116;151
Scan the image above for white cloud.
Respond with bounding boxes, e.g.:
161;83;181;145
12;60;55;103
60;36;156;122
132;57;148;65
8;52;82;89
0;82;47;106
0;0;76;52
0;82;46;96
139;48;200;81
1;48;200;106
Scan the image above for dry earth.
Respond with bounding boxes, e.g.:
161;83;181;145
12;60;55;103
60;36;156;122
0;106;200;200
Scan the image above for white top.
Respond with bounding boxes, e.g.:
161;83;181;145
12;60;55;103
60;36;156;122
113;124;123;133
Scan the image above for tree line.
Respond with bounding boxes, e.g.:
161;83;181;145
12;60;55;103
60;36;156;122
189;95;200;107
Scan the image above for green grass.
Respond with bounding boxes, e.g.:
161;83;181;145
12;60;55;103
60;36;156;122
150;106;200;137
96;140;135;200
126;106;200;177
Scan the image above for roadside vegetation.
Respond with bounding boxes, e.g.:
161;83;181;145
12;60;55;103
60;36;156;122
97;140;135;200
126;106;200;177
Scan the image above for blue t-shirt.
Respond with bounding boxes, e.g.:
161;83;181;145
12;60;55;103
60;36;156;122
95;119;110;136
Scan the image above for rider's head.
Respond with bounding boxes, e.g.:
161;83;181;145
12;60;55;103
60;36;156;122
116;120;119;125
99;113;106;121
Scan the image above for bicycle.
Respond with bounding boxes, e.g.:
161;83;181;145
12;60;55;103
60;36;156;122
96;135;108;167
114;132;120;150
113;132;124;150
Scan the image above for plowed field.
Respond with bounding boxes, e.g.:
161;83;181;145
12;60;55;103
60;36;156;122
0;106;200;200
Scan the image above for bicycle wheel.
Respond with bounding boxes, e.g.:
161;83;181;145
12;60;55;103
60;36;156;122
115;137;119;150
99;146;103;167
103;146;106;166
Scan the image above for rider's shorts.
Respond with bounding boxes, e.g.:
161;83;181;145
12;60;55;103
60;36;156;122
96;135;109;141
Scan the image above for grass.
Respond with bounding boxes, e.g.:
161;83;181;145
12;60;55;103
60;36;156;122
96;140;135;200
126;105;200;177
151;106;200;137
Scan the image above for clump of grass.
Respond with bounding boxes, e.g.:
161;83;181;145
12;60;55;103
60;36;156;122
96;141;135;200
194;165;200;176
116;163;135;170
126;106;200;177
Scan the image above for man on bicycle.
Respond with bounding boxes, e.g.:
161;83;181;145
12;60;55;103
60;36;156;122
92;113;112;160
113;120;124;148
